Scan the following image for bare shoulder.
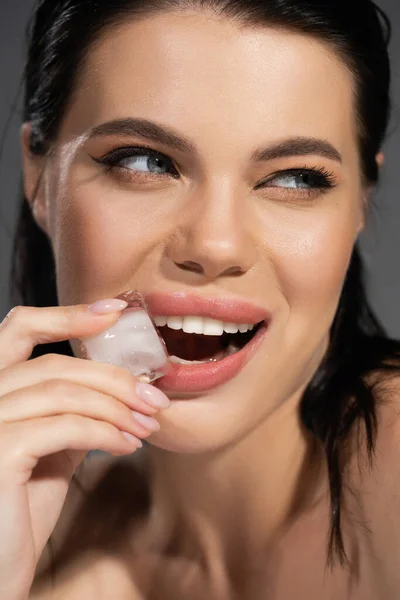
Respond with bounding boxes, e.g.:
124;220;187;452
345;368;400;590
352;365;400;480
366;365;400;459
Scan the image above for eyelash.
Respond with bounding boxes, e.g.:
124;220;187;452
92;146;180;178
92;145;338;195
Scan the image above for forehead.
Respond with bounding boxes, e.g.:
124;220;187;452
63;11;356;151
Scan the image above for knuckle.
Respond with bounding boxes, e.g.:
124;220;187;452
106;363;127;381
59;413;85;437
64;413;116;443
108;364;137;396
59;305;78;338
98;419;119;438
0;305;30;330
59;413;116;438
90;395;122;426
36;353;65;370
0;425;27;468
88;391;129;431
6;305;25;320
110;399;131;424
9;440;26;465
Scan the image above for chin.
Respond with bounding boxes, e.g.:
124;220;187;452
143;395;257;454
142;402;230;454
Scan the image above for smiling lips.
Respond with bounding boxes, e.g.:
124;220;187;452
143;291;271;393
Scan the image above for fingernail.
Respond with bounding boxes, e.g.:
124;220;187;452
121;431;143;448
132;411;160;432
136;382;171;408
88;299;128;314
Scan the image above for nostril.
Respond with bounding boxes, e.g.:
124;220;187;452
220;266;244;277
175;261;204;274
175;262;244;277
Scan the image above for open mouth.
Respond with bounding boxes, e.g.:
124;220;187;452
153;316;264;365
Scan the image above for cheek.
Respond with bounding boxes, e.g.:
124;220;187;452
283;225;352;302
51;183;177;304
264;198;359;337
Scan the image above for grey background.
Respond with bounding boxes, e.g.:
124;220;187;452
0;0;399;335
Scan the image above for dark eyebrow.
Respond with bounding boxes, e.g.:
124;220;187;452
88;118;342;164
251;137;342;164
87;118;197;154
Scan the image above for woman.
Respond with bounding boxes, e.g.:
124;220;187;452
1;0;400;597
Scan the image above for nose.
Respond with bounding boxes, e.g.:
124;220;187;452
166;180;258;280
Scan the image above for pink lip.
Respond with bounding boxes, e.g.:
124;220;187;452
144;291;271;324
134;291;272;394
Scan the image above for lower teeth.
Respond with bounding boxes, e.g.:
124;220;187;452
170;343;240;365
169;356;208;365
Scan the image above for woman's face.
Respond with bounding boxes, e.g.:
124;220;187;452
23;11;367;452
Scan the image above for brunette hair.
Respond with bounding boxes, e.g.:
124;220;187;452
10;0;400;575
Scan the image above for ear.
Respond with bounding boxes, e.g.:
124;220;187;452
376;151;385;169
357;206;366;236
20;122;50;236
357;151;386;235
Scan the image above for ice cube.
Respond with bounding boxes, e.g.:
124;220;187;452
79;291;170;382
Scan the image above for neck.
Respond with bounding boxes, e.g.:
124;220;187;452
142;388;326;589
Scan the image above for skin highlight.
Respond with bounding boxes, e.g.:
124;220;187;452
21;10;385;597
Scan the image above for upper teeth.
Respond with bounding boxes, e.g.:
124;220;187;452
153;316;255;336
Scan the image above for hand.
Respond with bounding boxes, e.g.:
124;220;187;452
0;301;170;600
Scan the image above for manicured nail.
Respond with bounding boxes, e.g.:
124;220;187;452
121;431;143;448
132;411;160;432
136;382;171;408
88;299;128;314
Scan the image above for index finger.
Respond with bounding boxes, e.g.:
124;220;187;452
0;300;127;368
